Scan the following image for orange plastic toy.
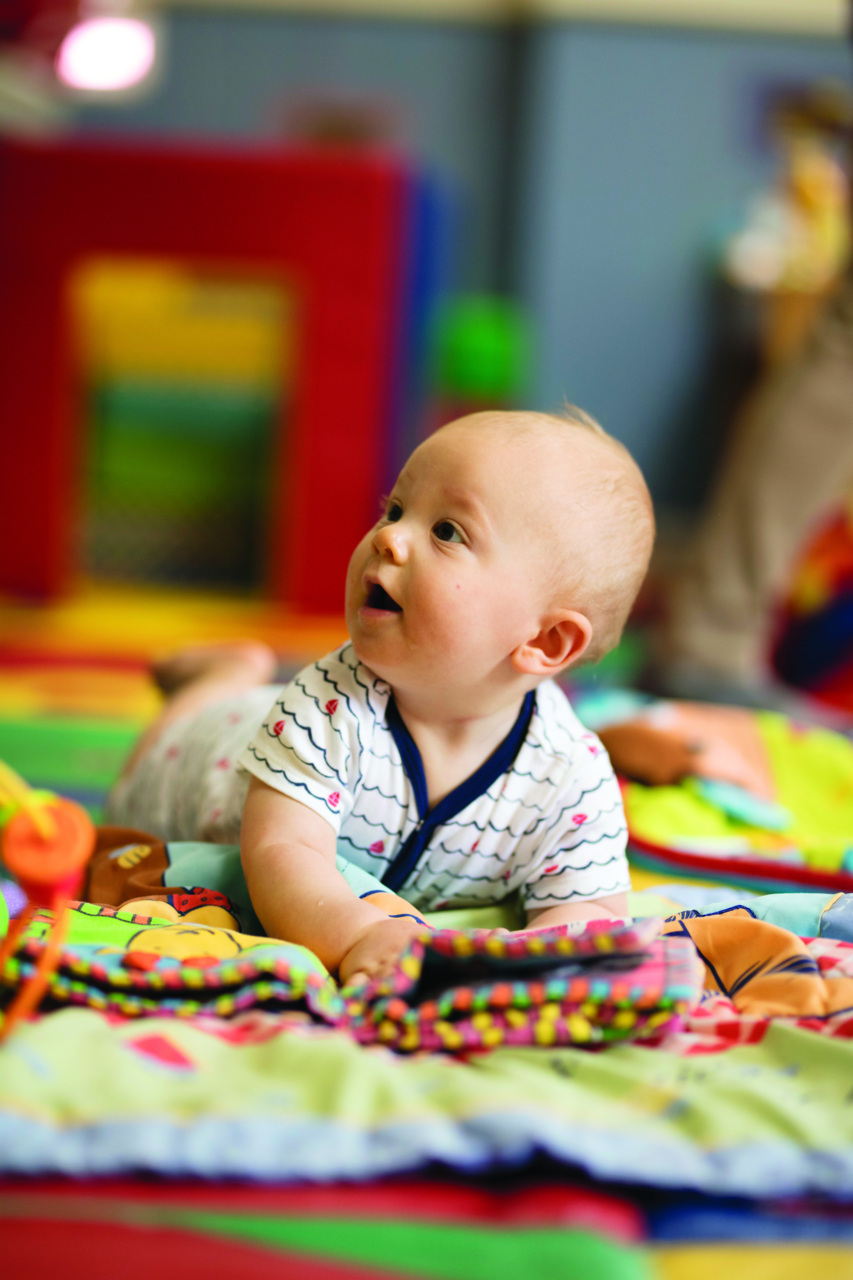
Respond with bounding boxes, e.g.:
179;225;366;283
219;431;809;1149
0;761;95;1042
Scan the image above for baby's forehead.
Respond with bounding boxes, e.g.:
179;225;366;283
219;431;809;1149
406;423;599;534
431;416;611;486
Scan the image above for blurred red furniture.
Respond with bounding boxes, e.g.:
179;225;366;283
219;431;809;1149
0;138;412;611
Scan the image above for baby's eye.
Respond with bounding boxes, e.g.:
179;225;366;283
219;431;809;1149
433;520;463;544
385;501;403;523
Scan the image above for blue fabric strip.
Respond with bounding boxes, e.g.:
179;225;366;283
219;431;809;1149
386;695;430;819
382;691;535;892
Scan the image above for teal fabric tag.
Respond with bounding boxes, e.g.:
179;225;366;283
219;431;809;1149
749;891;833;938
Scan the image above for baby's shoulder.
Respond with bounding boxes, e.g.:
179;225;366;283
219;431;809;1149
285;643;392;729
526;681;609;776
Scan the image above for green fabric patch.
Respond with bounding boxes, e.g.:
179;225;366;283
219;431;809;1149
180;1213;651;1280
760;712;853;870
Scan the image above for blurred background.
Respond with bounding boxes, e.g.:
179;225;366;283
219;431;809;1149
1;0;852;704
6;12;853;1260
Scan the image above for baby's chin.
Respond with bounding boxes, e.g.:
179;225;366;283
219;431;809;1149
347;630;393;681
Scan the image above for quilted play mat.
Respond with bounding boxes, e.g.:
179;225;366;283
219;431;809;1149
3;604;853;1274
3;888;853;1200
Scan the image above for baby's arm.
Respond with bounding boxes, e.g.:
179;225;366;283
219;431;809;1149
525;891;629;933
241;776;424;982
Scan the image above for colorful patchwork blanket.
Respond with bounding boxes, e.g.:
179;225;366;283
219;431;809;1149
3;891;853;1194
2;981;853;1193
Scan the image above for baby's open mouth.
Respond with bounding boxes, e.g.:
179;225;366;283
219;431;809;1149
365;582;402;612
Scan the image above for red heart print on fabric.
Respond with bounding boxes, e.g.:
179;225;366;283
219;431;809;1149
572;814;587;825
325;699;338;714
273;720;285;736
369;840;385;853
126;1034;196;1071
328;791;340;809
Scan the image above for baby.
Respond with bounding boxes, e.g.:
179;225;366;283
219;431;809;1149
108;409;654;983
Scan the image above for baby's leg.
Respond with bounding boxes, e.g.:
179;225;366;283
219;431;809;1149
106;641;282;843
120;641;277;779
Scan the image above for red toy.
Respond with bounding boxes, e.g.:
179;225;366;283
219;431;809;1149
0;138;414;611
0;761;95;1041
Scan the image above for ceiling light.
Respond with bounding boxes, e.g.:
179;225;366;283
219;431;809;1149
56;17;156;93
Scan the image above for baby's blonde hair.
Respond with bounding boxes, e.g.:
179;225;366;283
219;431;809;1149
545;404;654;664
434;406;654;666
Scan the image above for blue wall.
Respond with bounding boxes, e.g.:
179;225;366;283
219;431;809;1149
71;12;513;292
515;24;852;508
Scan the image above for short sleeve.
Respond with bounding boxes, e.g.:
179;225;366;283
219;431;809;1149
237;660;361;833
519;735;630;911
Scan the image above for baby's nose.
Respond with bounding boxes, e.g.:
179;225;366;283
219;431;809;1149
372;524;407;563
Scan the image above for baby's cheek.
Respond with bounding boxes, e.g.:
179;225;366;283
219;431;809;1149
344;541;369;600
346;539;366;579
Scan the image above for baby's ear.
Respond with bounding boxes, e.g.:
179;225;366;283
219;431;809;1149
511;610;592;678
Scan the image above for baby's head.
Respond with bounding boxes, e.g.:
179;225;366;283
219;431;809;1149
345;408;653;701
506;407;654;664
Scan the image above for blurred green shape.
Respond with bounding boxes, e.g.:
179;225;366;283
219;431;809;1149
0;716;140;795
91;432;263;511
431;295;532;402
87;379;275;516
180;1214;650;1280
576;628;649;688
93;381;277;442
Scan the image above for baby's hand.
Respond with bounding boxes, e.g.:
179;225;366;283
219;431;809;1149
338;916;427;987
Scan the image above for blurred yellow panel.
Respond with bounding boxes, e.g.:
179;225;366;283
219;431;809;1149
0;667;160;722
71;259;293;386
0;582;347;665
653;1245;853;1280
171;0;516;19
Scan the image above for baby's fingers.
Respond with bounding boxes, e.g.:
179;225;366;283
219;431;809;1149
340;959;393;988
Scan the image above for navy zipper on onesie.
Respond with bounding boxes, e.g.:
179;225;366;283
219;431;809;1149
381;690;536;893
